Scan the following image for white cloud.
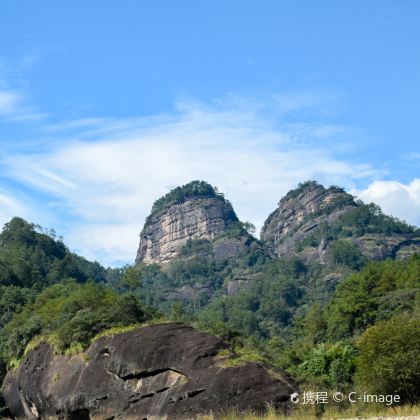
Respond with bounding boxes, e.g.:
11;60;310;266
67;223;141;267
2;95;393;266
0;88;47;122
352;179;420;227
0;190;27;227
0;90;21;115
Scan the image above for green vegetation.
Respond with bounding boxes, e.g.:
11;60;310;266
147;180;237;221
0;218;152;379
339;201;418;235
0;217;107;290
297;202;418;253
0;203;419;411
113;232;269;314
356;314;420;403
325;255;420;339
198;257;307;339
0;280;157;369
105;240;419;406
298;342;357;389
330;240;367;270
195;255;420;402
282;180;324;200
180;238;212;257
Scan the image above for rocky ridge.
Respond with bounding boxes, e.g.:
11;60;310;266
260;181;420;265
261;181;356;261
1;323;296;419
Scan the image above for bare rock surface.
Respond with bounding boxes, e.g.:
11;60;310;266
136;195;239;264
2;323;296;419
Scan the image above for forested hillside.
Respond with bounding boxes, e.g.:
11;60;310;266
0;182;419;418
196;256;419;401
0;218;156;390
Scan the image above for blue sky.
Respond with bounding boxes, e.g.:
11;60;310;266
0;1;419;266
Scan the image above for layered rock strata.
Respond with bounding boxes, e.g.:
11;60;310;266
136;196;238;264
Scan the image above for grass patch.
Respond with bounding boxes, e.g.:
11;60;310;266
198;403;420;419
64;342;85;357
24;334;61;356
10;319;171;370
8;334;61;370
217;345;266;368
91;317;169;343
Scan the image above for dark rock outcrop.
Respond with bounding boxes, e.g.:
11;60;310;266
2;323;296;419
0;393;12;419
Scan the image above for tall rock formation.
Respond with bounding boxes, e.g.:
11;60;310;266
261;181;420;265
135;181;266;302
136;181;247;264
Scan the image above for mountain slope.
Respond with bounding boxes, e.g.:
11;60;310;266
1;181;419;417
0;217;115;416
261;181;420;266
0;217;107;291
132;181;268;311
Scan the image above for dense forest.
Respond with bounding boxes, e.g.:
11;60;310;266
0;218;156;383
0;184;419;416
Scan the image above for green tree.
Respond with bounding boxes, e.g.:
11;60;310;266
326;256;420;340
0;281;157;366
299;342;357;389
330;240;366;270
356;315;420;403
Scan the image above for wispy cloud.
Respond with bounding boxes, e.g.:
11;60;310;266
2;93;418;266
0;188;28;226
404;152;420;162
0;90;22;116
2;93;384;266
0;88;48;122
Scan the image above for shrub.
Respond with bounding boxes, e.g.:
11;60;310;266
299;342;357;389
331;240;366;270
356;315;420;403
0;281;156;366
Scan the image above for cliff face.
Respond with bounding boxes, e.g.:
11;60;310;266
2;323;296;419
261;181;420;265
136;195;238;264
261;181;356;261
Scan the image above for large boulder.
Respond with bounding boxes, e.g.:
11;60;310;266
2;323;296;419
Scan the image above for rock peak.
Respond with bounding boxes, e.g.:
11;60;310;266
261;181;419;264
149;180;225;216
136;181;239;264
261;181;356;260
277;180;348;206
